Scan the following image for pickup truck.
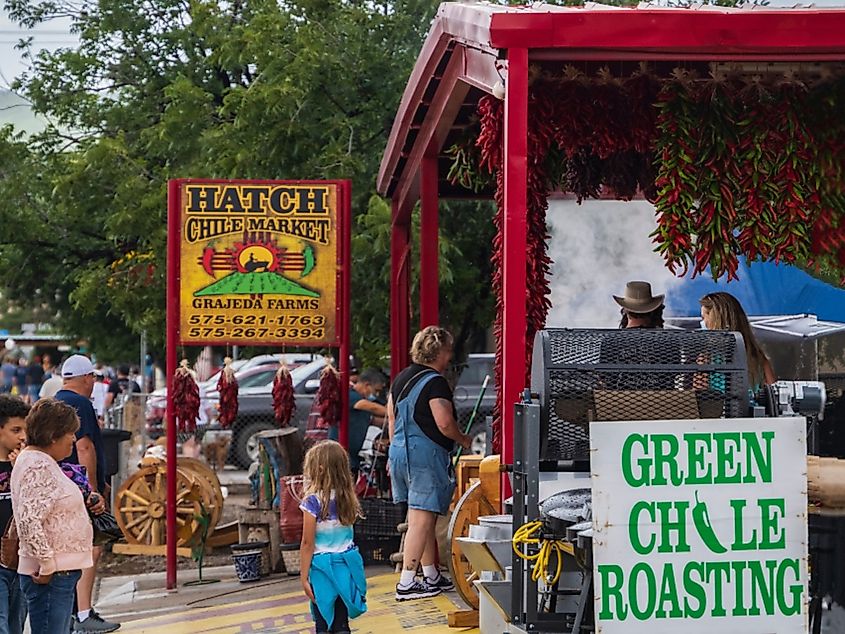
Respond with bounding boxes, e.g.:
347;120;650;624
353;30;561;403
225;353;495;467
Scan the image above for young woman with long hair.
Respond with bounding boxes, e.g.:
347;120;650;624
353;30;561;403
699;292;777;388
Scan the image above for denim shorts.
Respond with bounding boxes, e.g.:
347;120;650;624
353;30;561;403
390;437;455;515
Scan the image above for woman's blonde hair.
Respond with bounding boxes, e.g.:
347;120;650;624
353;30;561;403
302;440;361;526
410;326;454;365
700;292;770;386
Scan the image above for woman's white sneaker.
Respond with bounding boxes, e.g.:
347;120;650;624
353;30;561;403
395;579;442;601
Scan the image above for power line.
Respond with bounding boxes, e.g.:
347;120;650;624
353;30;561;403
0;30;76;35
0;40;78;43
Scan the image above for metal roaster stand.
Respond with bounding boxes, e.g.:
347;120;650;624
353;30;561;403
500;328;835;634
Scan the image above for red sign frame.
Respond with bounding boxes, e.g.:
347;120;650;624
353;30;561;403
164;178;352;588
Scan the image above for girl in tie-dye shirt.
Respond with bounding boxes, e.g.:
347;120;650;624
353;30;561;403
300;441;366;633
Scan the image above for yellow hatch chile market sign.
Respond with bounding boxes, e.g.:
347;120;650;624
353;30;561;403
176;180;344;346
590;418;808;634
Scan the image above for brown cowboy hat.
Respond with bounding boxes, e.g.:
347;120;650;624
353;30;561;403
613;281;665;313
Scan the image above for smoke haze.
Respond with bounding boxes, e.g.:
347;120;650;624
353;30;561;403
545;199;687;328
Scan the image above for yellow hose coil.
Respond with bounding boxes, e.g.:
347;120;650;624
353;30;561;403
511;520;569;586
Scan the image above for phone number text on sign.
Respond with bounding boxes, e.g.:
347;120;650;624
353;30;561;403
177;180;341;346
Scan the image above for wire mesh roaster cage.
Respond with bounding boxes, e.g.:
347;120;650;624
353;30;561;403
530;328;750;462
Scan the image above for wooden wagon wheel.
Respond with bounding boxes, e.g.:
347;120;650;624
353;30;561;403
447;480;497;610
176;457;224;536
115;464;203;547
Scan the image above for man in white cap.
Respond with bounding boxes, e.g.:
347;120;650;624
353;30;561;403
55;354;120;633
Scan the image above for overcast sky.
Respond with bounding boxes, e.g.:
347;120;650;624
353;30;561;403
0;12;76;90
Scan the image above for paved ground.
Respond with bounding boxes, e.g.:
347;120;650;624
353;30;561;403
95;565;476;634
91;468;477;632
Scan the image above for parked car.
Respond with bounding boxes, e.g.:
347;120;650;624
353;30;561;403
211;357;328;467
451;353;495;455
143;354;319;450
145;352;494;467
217;353;495;465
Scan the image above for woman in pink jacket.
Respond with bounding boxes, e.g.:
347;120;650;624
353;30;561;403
11;399;93;634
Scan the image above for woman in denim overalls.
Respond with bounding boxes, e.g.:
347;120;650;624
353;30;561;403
387;327;472;602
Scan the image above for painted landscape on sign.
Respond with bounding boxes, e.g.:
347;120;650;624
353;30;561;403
194;271;319;297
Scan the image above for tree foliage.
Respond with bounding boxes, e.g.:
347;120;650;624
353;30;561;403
351;196;495;367
0;0;496;362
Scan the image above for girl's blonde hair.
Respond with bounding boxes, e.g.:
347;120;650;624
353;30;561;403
410;326;453;365
302;440;361;526
699;292;770;386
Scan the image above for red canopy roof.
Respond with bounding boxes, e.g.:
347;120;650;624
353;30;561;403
377;1;845;208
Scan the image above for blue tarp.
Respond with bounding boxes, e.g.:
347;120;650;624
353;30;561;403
666;261;845;321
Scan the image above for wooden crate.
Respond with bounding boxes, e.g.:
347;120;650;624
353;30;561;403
237;507;282;573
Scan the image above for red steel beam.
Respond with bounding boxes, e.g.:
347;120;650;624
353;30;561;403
377;3;500;198
501;48;529;470
490;9;845;54
391;48;471;221
165;180;180;590
338;181;352;449
377;21;452;198
529;50;845;62
391;201;411;377
420;154;440;329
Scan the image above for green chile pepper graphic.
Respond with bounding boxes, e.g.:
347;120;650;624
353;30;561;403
692;490;727;554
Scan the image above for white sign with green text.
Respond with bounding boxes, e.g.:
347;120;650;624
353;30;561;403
590;418;807;633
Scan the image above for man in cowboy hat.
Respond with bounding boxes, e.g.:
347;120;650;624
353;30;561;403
613;281;666;329
603;281;678;391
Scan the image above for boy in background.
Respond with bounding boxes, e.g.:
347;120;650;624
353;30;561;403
0;395;28;634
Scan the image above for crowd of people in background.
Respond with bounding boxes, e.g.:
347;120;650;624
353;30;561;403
0;355;54;403
0;353;147;410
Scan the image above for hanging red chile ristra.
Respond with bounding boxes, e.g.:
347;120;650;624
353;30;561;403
172;359;200;434
549;67;593;158
585;68;631;160
216;357;239;428
272;363;295;427
735;93;777;261
315;363;342;431
690;80;741;280
476;95;505;453
625;67;660;155
524;91;554;391
807;84;845;275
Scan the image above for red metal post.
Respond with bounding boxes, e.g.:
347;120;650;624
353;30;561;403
338;181;352;449
420;155;440;328
501;48;529;471
165;180;180;589
390;200;411;377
